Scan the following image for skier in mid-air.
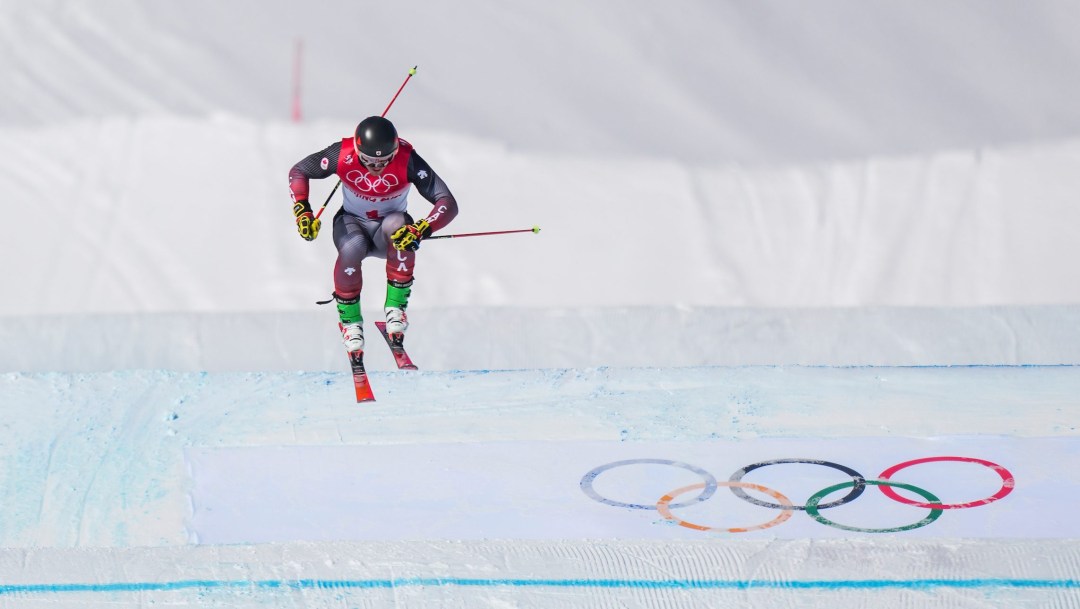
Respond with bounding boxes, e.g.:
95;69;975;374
288;115;459;355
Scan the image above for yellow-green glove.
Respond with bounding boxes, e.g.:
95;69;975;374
293;200;321;241
391;219;431;251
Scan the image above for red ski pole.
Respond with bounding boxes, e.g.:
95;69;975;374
427;226;542;241
382;66;417;117
315;66;418;221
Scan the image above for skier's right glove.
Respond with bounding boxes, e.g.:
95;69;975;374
293;200;321;241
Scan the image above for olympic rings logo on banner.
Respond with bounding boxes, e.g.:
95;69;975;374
579;456;1015;534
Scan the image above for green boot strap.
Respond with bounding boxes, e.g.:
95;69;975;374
385;279;414;310
335;294;363;325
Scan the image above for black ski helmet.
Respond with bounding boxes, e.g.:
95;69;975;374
354;116;398;158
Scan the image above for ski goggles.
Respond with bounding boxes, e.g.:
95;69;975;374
357;145;398;170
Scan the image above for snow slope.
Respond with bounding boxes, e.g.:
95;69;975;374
3;365;1080;607
6;1;1080;164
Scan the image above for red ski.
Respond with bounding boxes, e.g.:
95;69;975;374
375;322;419;370
348;350;376;402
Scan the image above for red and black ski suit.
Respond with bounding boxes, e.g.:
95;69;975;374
288;137;458;299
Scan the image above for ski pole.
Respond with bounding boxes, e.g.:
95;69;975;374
427;226;542;241
382;65;418;117
315;66;418;221
315;181;342;219
316;225;540;303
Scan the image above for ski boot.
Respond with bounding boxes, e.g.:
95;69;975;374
335;293;364;353
383;278;412;343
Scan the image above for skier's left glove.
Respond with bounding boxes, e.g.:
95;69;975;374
293;200;321;241
391;219;431;252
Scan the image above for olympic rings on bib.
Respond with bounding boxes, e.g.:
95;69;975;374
580;456;1014;534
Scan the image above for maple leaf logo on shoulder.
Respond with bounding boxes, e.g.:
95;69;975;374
320;157;329;170
417;170;429;180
